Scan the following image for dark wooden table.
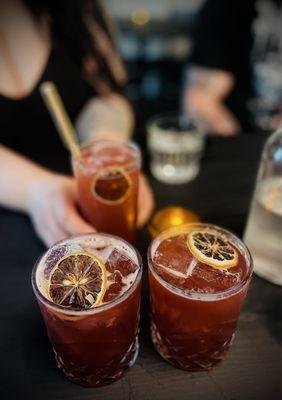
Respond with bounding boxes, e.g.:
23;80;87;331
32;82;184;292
0;133;281;400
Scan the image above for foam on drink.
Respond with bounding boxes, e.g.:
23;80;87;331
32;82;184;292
36;233;140;310
77;143;138;173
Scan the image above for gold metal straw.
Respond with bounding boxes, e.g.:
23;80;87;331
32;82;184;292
40;81;80;158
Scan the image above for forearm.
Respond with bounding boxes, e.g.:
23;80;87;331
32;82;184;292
75;93;134;144
183;67;240;135
0;145;51;212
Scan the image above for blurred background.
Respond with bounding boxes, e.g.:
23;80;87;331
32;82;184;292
105;0;204;120
105;0;282;134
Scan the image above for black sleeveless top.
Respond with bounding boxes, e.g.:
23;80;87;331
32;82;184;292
0;39;95;171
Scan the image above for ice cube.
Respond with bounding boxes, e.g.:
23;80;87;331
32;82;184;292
44;245;68;279
183;263;244;293
153;234;193;276
105;248;138;277
104;271;125;302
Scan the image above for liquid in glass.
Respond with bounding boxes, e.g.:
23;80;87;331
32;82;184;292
148;223;253;371
32;233;142;387
244;177;282;285
72;141;141;243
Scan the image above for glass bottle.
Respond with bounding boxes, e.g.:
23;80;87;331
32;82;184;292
243;128;282;285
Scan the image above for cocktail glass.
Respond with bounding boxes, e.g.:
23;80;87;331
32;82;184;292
72;141;141;243
32;233;142;386
148;223;253;371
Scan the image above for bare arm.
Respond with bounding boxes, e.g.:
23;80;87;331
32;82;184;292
183;66;241;136
0;144;51;212
0;144;93;245
75;93;134;143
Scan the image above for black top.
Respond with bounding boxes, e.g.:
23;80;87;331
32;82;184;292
189;0;259;130
0;39;94;166
190;0;282;130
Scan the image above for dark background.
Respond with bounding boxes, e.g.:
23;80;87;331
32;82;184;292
106;0;201;119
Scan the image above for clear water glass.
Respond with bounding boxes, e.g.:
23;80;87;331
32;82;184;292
147;114;205;184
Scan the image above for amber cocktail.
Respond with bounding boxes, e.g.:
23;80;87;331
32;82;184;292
148;223;253;371
72;141;141;243
32;233;142;386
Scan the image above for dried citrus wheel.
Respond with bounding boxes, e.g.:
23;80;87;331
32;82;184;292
92;166;131;205
187;230;238;269
48;252;106;310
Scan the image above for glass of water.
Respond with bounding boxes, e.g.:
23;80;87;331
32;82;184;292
243;128;282;285
147;114;205;184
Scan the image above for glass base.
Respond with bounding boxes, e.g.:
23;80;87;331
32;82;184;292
151;322;232;372
54;337;139;387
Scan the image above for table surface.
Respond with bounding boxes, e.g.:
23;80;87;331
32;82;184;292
0;133;281;400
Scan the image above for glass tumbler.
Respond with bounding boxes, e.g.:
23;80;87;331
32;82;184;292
147;114;205;184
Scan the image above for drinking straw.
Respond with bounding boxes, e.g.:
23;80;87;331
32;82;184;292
40;81;80;158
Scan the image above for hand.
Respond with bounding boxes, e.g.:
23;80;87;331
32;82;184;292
183;67;241;136
27;172;94;247
137;173;155;228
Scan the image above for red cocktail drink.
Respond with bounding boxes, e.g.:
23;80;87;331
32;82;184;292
72;141;141;243
32;233;142;386
148;223;253;371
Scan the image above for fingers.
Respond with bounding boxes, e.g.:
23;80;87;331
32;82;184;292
27;174;95;247
30;209;67;247
54;197;96;237
37;205;94;247
28;170;154;247
137;174;155;228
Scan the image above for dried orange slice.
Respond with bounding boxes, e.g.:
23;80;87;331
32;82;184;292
92;166;131;205
48;252;106;310
187;230;238;269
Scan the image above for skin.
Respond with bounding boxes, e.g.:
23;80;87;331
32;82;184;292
183;66;241;136
0;0;154;246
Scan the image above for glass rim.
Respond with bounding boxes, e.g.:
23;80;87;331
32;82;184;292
72;139;142;173
148;222;253;301
146;112;206;135
31;232;143;316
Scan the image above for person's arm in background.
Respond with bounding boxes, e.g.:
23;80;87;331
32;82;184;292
183;0;256;135
0;145;94;246
184;67;240;135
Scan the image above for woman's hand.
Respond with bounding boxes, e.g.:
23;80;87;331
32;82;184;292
27;172;94;247
183;67;241;136
137;173;155;228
